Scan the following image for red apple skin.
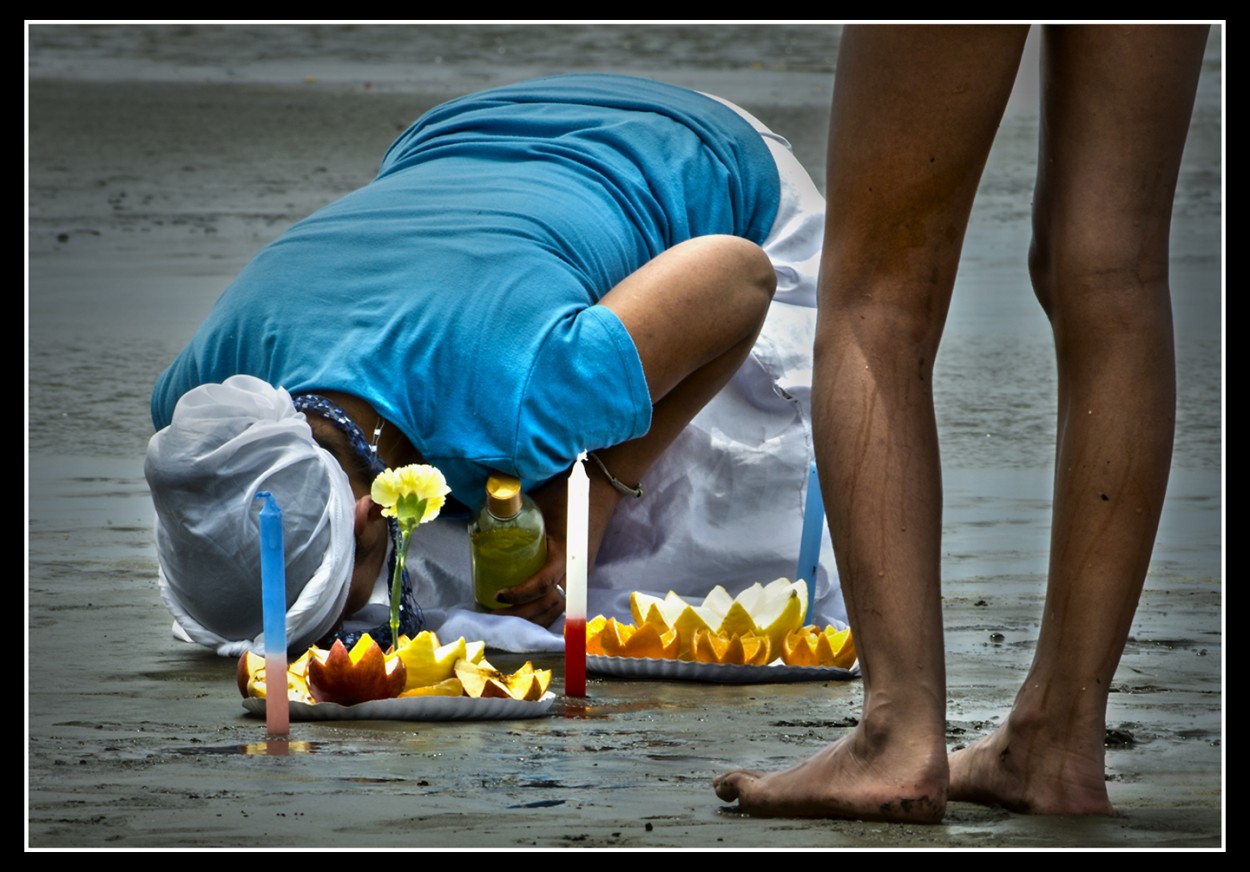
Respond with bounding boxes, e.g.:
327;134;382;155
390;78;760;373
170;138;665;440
307;639;407;705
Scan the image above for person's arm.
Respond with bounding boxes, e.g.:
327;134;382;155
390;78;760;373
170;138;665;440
491;235;777;626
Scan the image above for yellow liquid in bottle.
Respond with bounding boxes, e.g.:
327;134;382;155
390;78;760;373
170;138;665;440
470;526;547;609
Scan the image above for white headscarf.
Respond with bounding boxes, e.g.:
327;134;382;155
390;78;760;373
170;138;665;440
145;375;356;657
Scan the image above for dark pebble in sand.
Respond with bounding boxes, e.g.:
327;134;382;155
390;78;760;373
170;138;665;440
1105;728;1136;747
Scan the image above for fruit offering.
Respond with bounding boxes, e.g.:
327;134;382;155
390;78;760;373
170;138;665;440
236;631;552;704
236;649;315;704
587;617;680;660
781;625;857;669
630;578;808;655
393;631;487;691
454;659;551;701
587;579;855;668
308;635;407;704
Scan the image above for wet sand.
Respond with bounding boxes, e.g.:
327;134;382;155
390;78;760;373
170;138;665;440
27;25;1223;849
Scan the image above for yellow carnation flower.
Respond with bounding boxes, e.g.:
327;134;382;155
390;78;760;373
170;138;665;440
371;464;451;525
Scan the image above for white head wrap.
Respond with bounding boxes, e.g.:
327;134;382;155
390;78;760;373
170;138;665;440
145;375;356;657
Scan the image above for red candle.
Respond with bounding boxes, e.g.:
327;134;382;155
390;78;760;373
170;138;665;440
564;616;586;697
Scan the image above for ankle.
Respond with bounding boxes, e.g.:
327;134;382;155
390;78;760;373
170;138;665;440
854;696;950;780
1007;678;1109;755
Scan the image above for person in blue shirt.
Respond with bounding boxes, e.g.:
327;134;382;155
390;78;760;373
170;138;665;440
146;74;830;654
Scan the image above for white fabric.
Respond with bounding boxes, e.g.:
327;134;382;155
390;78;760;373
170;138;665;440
145;375;355;657
394;106;844;652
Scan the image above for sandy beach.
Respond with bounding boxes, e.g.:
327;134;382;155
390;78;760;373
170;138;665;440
27;24;1224;849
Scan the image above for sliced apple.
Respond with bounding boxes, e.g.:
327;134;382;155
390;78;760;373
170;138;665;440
398;677;464;698
463;640;487;664
307;634;407;705
453;658;498;699
237;650;265;697
504;662;552;700
453;658;551;700
236;649;314;703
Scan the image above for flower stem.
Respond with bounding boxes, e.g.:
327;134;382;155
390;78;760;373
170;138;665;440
388;497;425;651
389;526;410;651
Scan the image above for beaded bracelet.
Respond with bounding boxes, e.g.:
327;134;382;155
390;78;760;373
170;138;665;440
587;451;644;499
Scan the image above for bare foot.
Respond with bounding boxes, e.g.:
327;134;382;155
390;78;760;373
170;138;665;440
949;722;1113;815
714;730;948;823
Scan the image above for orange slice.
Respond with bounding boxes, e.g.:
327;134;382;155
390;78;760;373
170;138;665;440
691;629;730;664
585;615;609;655
596;618;638;656
781;625;856;668
821;626;857;669
619;622;680;659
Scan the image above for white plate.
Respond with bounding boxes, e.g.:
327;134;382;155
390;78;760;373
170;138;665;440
242;692;556;721
587;655;858;684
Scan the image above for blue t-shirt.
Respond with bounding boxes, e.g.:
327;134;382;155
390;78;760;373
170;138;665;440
151;74;780;505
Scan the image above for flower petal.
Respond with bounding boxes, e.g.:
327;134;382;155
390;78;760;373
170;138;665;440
370;464;450;524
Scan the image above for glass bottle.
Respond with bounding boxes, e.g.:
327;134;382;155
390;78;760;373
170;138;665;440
470;472;548;609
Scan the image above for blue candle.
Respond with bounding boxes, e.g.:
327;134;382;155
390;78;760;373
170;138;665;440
255;491;289;736
795;460;823;612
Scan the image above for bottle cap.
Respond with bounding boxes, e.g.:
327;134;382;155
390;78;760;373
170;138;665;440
485;472;522;520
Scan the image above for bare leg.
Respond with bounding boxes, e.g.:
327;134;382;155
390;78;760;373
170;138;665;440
716;25;1028;822
949;24;1208;815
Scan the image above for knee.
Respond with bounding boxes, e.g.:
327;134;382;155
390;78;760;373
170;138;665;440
816;270;951;362
1028;219;1173;331
728;236;778;308
714;237;778;339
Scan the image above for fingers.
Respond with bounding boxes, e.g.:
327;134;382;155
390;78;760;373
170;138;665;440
493;536;567;628
491;589;565;629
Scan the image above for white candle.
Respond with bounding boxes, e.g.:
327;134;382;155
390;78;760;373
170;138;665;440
564;452;589;696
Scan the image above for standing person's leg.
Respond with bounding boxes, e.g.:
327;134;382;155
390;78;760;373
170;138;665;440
949;24;1209;815
715;25;1028;822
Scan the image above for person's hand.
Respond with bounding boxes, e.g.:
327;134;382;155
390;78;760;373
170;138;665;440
492;534;566;628
489;466;615;629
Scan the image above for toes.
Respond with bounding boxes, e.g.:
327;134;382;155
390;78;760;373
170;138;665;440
713;770;759;801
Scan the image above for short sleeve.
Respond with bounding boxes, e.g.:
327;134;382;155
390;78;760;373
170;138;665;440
512;305;652;489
